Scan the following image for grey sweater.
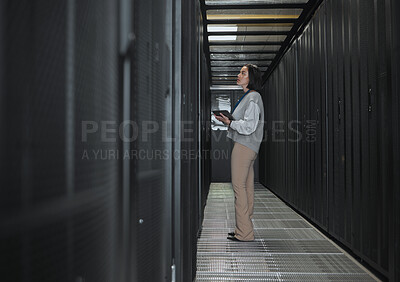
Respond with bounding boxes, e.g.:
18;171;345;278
227;91;264;154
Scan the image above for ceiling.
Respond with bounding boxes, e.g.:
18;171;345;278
199;0;323;87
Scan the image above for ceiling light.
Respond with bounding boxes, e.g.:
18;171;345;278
209;35;237;41
207;25;238;32
207;15;299;20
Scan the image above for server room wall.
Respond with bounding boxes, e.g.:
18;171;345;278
198;8;212;225
199;25;212;223
180;0;200;280
389;0;400;280
130;0;174;280
131;0;209;281
173;0;211;281
260;0;398;280
197;0;212;260
0;0;210;282
1;1;121;281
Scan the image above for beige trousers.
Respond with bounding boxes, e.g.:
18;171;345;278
231;142;257;241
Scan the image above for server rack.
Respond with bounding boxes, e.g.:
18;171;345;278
0;0;210;281
260;0;398;280
389;0;400;280
1;1;121;281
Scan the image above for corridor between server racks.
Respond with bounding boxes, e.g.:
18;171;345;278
1;0;399;281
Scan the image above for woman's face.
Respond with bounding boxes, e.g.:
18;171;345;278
237;66;249;88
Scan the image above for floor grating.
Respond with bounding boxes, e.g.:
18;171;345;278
195;183;379;281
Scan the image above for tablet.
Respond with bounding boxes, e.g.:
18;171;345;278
213;110;235;120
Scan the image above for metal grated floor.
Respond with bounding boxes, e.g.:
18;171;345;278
195;183;380;281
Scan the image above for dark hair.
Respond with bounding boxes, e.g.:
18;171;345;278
244;64;262;91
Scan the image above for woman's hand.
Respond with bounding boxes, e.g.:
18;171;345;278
214;113;231;126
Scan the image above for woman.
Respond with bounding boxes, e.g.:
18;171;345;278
214;64;264;242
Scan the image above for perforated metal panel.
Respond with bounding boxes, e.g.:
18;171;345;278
130;0;173;280
1;1;120;281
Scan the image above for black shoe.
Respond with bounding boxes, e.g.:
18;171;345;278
227;235;243;242
228;232;235;236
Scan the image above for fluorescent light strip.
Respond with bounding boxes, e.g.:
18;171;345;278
207;25;238;32
208;25;238;41
207;14;299;20
208;35;237;41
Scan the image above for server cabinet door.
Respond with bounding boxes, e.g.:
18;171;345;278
326;0;347;241
130;0;173;280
